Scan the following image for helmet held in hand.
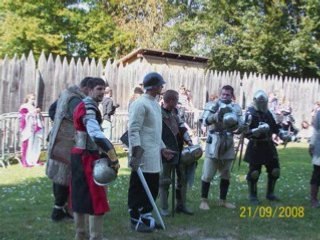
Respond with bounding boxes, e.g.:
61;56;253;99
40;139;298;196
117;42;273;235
180;145;203;165
223;112;239;132
93;158;117;186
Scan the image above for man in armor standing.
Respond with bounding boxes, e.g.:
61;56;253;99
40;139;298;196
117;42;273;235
71;77;120;240
199;85;242;210
244;90;280;205
159;90;194;216
46;77;90;221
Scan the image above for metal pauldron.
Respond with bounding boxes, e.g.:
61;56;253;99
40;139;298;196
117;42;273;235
75;131;98;150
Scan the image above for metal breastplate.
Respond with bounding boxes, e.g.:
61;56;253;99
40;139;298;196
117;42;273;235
75;131;98;151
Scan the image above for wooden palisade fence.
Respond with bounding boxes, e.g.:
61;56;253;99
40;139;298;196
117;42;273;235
0;51;319;165
1;50;319;124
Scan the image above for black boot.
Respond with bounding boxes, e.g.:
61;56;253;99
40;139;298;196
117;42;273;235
266;177;280;201
129;209;154;233
52;183;71;221
64;207;74;219
201;180;210;199
199;181;211;210
248;180;260;205
219;179;235;209
51;206;67;222
311;184;320;208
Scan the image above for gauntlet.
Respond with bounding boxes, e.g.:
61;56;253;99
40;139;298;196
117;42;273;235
130;146;144;171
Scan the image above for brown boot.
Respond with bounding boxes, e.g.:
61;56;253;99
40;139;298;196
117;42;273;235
311;184;320;208
74;213;88;240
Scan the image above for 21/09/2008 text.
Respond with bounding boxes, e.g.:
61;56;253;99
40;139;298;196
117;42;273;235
239;206;304;218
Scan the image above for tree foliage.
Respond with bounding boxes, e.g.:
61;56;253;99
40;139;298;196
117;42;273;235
101;0;167;50
163;0;320;77
0;0;319;77
0;0;134;60
0;0;70;58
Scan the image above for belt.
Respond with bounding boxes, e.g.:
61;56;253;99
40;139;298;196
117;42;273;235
209;129;232;136
250;138;272;142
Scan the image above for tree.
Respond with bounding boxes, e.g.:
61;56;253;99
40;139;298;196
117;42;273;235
160;0;205;54
0;0;81;58
0;0;134;60
161;0;320;78
99;0;167;53
75;2;135;60
0;0;319;78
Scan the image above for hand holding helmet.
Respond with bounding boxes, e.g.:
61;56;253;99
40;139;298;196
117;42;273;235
93;137;120;173
206;103;233;124
109;159;120;173
100;147;120;173
180;145;203;165
222;112;239;132
218;103;233;121
206;112;218;125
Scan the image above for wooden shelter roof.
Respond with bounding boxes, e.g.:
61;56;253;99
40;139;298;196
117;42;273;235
117;48;209;65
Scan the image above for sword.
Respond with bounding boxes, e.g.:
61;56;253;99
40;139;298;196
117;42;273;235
238;134;245;169
136;167;166;230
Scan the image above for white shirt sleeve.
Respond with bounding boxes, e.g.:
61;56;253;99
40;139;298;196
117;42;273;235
128;102;145;147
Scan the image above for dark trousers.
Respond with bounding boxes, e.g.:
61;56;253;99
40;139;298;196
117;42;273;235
128;171;159;217
53;183;69;207
247;160;280;182
310;165;320;186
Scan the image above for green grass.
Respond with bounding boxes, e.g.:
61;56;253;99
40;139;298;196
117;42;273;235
0;143;319;240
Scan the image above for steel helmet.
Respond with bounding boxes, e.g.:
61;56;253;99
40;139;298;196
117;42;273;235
253;90;268;113
143;72;166;90
93;158;117;186
180;145;203;165
223;112;239;132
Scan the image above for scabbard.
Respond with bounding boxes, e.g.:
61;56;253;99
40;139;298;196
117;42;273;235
171;167;175;217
